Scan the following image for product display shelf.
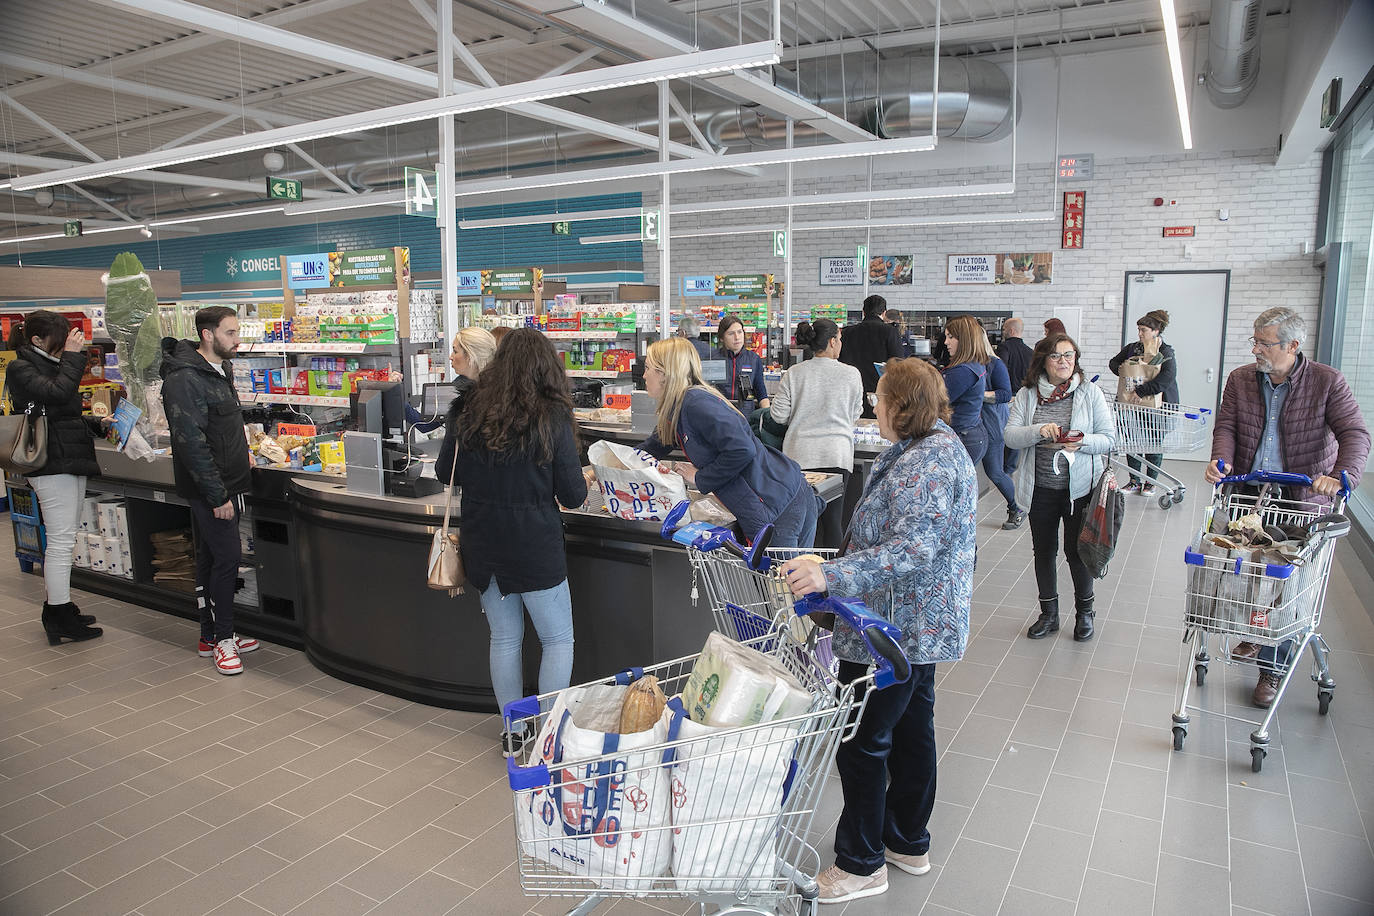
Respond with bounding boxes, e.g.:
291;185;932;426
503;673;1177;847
566;369;624;379
542;330;623;340
239;342;399;354
242;393;355;407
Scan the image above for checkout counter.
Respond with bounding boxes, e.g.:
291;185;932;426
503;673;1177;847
60;443;843;712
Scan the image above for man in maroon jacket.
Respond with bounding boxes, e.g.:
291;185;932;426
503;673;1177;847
1205;307;1370;708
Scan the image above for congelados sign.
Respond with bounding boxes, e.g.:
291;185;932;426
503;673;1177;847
203;244;330;285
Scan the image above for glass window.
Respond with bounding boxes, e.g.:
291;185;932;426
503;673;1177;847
1324;90;1374;522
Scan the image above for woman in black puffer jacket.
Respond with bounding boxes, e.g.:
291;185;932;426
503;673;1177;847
1108;309;1180;497
6;311;104;644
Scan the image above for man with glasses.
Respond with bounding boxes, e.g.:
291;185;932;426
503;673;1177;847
1206;307;1369;707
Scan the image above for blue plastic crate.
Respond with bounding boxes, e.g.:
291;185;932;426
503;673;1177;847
13;517;45;563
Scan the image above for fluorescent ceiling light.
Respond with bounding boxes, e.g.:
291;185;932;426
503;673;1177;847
284;190;404;217
4;222;152;245
449;135;937;198
579;233;641;245
667;210;1057;238
149;205;283;227
670;181;1016;215
13;41;782;191
1159;0;1193;150
459;207;641;229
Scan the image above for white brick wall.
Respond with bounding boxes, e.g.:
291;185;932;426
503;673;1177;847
644;148;1323;380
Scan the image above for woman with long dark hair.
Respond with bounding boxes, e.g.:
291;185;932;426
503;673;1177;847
453;329;587;756
715;313;769;410
769;318;863;547
1005;334;1116;642
6;311;104;644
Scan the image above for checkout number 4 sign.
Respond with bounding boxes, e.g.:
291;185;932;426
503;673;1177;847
405;167;437;220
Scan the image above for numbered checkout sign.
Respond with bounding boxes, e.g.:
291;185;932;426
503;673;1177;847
641;208;661;246
405;167;438;220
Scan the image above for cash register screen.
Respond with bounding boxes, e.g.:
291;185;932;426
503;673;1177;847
699;359;727;384
421;382;458;418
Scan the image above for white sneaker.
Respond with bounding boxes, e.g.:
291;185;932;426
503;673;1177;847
816;863;887;904
199;634;260;657
885;848;932;875
213;638;243;675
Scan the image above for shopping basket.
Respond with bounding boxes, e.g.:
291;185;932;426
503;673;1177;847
503;594;909;915
1108;397;1212;509
1171;467;1351;772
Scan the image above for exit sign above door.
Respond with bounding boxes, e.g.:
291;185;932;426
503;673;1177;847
1162;226;1195;238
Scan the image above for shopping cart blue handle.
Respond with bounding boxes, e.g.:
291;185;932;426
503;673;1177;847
1214;465;1353;499
660;500;773;570
793;594;911;688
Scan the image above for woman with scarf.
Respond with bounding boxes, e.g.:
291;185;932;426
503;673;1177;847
1004;334;1116;642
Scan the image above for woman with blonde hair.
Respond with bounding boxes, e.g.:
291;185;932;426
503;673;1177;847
434;326;499;482
639;336;816;547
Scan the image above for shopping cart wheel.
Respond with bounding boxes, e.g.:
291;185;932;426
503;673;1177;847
1251;747;1266;773
1172;726;1186;751
1159;493;1175;510
1172;488;1186;505
1194;663;1207;687
1318;690;1333;716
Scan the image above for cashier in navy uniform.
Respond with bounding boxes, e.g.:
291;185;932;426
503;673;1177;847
639;337;817;549
715;313;770;411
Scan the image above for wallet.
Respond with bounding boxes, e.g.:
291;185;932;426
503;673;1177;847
1055;430;1084;444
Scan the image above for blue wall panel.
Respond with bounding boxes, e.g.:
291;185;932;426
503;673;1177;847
1;193;644;285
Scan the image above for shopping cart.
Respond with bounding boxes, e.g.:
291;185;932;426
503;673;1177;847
1108;397;1212;510
503;594;910;915
1170;467;1351;772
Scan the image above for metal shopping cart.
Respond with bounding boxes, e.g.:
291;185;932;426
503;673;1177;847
1170;468;1351;772
1108;397;1212;510
502;594;910;915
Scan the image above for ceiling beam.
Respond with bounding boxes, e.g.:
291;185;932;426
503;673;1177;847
86;0;440;92
0;151;343;200
0;52;301;126
251;119;358;195
2;0;372;103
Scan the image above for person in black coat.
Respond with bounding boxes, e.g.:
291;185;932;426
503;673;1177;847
996;317;1035;472
1108;309;1180;495
5;311;104;644
840;295;905;418
452;329;587;756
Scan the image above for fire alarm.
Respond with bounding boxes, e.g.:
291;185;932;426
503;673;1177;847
1153;197;1164;207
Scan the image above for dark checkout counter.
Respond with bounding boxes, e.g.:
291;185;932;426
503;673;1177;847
62;443;845;713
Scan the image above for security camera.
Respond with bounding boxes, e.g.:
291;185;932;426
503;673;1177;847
140;226;152;238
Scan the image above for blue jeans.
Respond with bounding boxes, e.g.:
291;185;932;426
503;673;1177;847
770;481;819;549
1258;640;1295;673
956;425;988;466
480;578;575;718
981;430;1019;511
834;659;937;876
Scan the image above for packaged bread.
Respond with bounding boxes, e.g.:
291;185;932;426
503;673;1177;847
619;675;667;733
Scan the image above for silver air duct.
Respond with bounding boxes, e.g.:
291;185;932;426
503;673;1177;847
1205;0;1264;109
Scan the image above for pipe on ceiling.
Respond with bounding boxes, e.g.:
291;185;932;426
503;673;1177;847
1204;0;1264;109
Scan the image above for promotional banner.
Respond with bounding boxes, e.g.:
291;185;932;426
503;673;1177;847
947;253;1054;285
947;255;996;285
455;271;482;296
203;244;326;285
286;253;331;290
714;274;775;299
481;267;542;295
867;254;913;285
329;248;407;287
681;275;715;296
818;257;861;286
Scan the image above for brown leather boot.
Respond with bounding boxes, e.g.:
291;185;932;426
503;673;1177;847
1252;671;1282;708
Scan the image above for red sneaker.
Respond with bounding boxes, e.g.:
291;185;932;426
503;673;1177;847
199;635;261;657
213;638;243;675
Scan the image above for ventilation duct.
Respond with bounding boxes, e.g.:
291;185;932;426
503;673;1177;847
1205;0;1264;109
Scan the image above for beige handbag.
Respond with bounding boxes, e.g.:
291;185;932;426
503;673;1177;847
426;457;465;596
0;380;48;474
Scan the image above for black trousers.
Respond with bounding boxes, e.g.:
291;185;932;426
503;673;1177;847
1028;488;1094;604
190;497;242;643
833;659;938;876
810;466;851;550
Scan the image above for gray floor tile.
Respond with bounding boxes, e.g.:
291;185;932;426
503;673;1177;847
1068;696;1126;740
946;714;1015;761
926;838;1020;916
1159;797;1229;867
282;882;379;916
998;884;1077;915
1307;887;1374;916
988;742;1057;796
1288;773;1369;839
1034;773;1105;837
1008;824;1092;900
1010;704;1072;750
1230;837;1316;915
1295;825;1374;905
961;785;1040;851
1227;785;1300;852
1075;868;1155;916
1164;747;1230;808
364;870;474;915
239;835;381;914
1152;851;1230;915
1027;675;1085;712
1051;732;1116;783
1086;811;1161;884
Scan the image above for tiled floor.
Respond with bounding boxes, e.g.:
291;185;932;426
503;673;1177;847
2;460;1373;915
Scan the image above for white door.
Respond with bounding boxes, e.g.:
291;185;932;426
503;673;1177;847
1123;270;1229;457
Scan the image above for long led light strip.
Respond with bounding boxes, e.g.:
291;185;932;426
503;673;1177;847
1160;0;1193;150
284;190;405;218
13;41;782;191
671;181;1016;215
578;233;641;245
4;222;154;245
148;205;284;228
458;207;642;229
590;210;1058;242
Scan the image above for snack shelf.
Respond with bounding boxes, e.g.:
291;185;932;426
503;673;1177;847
566;369;625;379
239;342;396;354
542;330;627;340
241;393;350;407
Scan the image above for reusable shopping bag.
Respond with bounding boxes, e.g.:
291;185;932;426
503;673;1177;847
1077;468;1126;579
587;440;688;521
1116;357;1163;408
514;684;672;892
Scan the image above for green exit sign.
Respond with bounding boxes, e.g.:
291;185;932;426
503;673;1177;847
552;221;571;236
266;177;303;201
63;220;83;237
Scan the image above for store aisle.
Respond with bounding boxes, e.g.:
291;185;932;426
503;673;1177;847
1;461;1372;916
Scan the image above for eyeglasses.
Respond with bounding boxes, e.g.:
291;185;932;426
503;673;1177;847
866;391;885;407
1046;351;1076;362
1247;337;1283;350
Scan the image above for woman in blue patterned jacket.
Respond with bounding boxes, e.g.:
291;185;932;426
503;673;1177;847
781;357;977;905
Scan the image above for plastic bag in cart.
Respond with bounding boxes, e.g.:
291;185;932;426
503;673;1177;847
660;696;803;894
514;684;672;892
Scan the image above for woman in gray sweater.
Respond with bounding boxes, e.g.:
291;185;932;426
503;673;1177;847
770;318;864;547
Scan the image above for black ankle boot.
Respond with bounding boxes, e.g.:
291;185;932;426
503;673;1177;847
41;604;102;645
46;601;97;626
1028;598;1060;639
1074;598;1095;642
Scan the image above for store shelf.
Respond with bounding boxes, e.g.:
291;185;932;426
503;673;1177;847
241;393;351;407
239;342;392;354
543;330;632;340
566;369;626;379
